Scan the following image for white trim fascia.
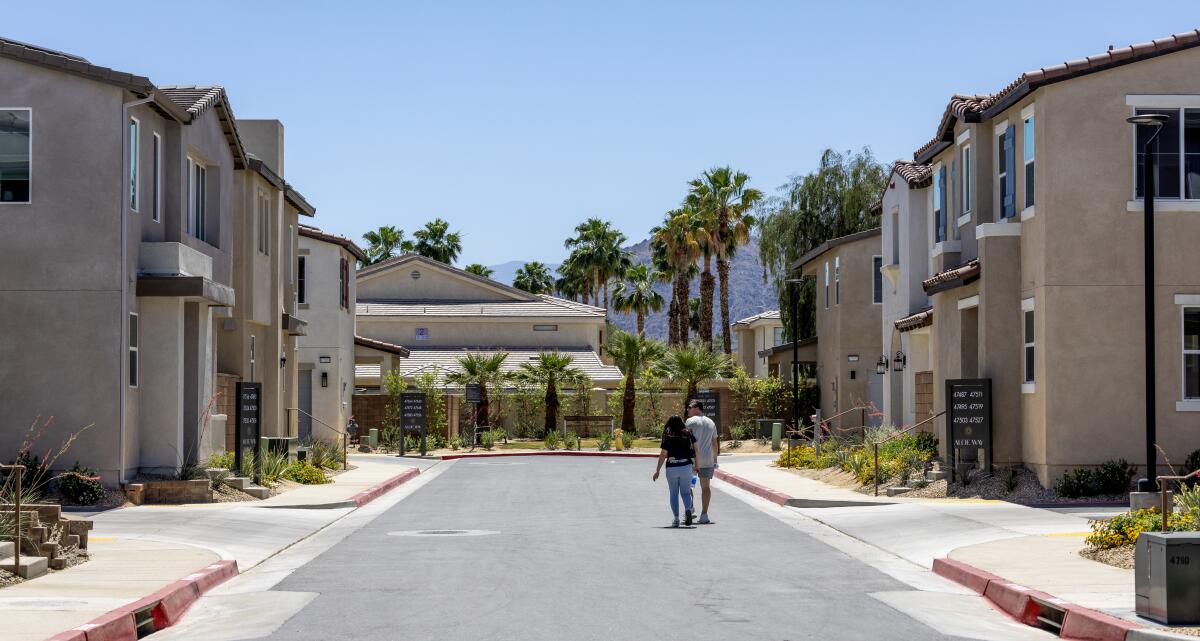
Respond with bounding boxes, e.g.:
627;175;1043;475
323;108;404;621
1022;382;1036;394
1021;296;1035;312
1126;200;1200;213
993;119;1009;136
1174;294;1200;305
1020;205;1035;221
1126;95;1200;108
976;222;1022;239
956;128;971;145
957;213;971;227
1020;103;1036;120
957;295;979;310
1176;400;1200;412
931;241;961;258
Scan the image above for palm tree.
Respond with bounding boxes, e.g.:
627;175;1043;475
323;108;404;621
412;218;463;264
605;330;665;431
564;218;630;309
464;264;494;278
361;225;413;265
651;207;705;345
555;254;591;303
445;351;509;427
513;261;556;294
687;167;763;354
610;263;665;335
518;352;585;435
654;340;731;408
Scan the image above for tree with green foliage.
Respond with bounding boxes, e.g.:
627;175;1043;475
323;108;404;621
361;225;414;265
445;351;509;427
518;352;585;434
651;207;705;345
610;263;666;335
605;330;666;430
653;340;732;408
757;148;887;339
513;261;556;294
412;218;463;265
464;263;494;278
563;218;630;309
412;369;448;436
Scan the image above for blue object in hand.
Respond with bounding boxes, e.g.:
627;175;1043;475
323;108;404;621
691;474;698;488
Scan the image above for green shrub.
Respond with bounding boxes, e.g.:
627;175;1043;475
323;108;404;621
260;448;289;486
730;421;754;442
238;448;257;479
301;439;344;470
776;445;815;469
563;431;579;450
1094;459;1137;495
642;422;664;439
597;432;613;452
620;430;634;450
1085;509;1199;550
403;435;420;452
913;431;938;457
1176;483;1200;518
429;432;447;450
58;463;104;505
207;451;235;470
480;429;499;451
1055;468;1097;498
1186;448;1200;474
282;461;328;485
449;437;462;450
544;430;562;451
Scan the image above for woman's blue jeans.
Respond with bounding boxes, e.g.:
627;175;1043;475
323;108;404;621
665;465;694;519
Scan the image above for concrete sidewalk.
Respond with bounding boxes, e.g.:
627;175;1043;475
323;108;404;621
4;455;431;641
715;455;1197;639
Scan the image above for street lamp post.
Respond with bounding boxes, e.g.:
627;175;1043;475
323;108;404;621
1127;112;1170;492
786;277;803;439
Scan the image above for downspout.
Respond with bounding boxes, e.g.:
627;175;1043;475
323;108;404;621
119;95;155;484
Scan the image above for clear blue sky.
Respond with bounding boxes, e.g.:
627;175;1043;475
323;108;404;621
8;2;1200;265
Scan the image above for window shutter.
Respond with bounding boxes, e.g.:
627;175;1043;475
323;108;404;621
1004;124;1016;217
938;166;948;241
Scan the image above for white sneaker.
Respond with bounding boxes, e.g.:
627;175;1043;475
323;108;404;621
699;514;712;524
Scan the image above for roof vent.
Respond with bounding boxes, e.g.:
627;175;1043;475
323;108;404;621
410;270;421;280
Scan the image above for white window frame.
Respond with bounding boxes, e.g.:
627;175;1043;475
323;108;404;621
834;256;841;305
128;312;139;388
1127;100;1200;207
186;157;207;240
959;142;972;227
1177;295;1200;410
823;261;830;309
871;255;882;305
256;189;270;255
0;107;32;205
151;132;161;222
994;120;1010;221
297;255;307;304
288;224;295;284
772;326;785;347
129;117;139;212
932;161;945;243
1021;296;1035;393
1021;104;1036;219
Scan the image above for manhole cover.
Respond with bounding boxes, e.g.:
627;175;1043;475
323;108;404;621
387;529;499;537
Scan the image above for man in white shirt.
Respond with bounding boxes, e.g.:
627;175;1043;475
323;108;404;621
685;399;719;524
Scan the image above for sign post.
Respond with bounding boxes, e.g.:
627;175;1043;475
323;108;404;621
946;378;992;483
464;384;482;449
696;389;721;431
235;382;262;485
400;391;428;456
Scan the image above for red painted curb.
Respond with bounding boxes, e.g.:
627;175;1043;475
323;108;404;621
713;469;791;506
439;451;658;460
934;555;1146;640
48;560;238;641
348;467;421;507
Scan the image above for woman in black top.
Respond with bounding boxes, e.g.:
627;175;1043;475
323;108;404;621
652;415;698;527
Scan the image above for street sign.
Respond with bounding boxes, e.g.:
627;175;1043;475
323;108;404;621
946;378;992;482
695;389;721;429
400;391;427;455
465;383;482;405
234;381;262;483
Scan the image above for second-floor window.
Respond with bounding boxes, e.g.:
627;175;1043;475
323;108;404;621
934;165;946;242
834;256;841;305
339;257;350;310
152;133;161;222
128;312;139;388
960;143;972;217
823;261;830;309
1185;307;1200;400
998;123;1016;218
186;158;206;240
129;117;139;211
1132;107;1200;200
1023;108;1035;210
0;109;31;203
772;326;784;347
872;255;882;304
1022;297;1035;388
297;256;307;304
257;190;270;255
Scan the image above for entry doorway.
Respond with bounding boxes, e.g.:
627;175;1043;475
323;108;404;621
914;371;934;423
298;369;313;440
868;372;884;426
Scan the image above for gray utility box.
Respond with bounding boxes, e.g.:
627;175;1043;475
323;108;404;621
1135;531;1200;624
755;419;784;439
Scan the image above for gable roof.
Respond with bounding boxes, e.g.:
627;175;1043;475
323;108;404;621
299;225;367;261
732;309;781;328
873;160;933;213
356;294;605;319
245;157;316;217
791;228;881;271
354;335;409;357
356;253;538;302
914;28;1200;163
159;86;248;169
355;346;623;385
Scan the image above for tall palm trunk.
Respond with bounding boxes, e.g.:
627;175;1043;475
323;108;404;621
678;270;692;344
667;286;679;345
685;381;698;410
622;374;636;430
593;269;602;308
717;257;732;354
699;257;715;348
636;310;645;336
544;379;559;435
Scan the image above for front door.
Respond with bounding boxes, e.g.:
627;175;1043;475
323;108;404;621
298;369;313;440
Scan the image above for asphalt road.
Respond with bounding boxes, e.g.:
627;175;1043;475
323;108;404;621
245;456;977;641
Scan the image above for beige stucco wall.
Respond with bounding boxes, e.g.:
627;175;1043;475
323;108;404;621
356;317;602;351
297;236;358;441
358;261;522;301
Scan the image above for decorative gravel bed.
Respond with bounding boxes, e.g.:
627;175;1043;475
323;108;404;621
0;568;22;588
1080;544;1135;570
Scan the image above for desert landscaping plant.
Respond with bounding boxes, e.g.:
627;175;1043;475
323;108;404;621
544;429;562;451
282;461;329;485
58;463;104;505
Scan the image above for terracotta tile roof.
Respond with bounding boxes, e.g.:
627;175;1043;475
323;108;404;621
892;160;933;187
914;28;1200;162
300;225;367;262
354;335;409;357
895;307;933;333
922;259;981;294
732;309;781;328
158;85;248;169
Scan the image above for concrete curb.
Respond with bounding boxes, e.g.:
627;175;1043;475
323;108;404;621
932;556;1185;640
439;451;658;461
347;467;422;507
44;560;237;641
713;469;791;506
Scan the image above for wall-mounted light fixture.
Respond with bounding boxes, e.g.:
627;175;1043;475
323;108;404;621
280;354;288;369
321;371;329;387
893;350;906;372
876;355;888;375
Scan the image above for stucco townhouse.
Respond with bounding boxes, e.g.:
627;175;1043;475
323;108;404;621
0;38;245;482
731;310;784;378
879;29;1200;485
